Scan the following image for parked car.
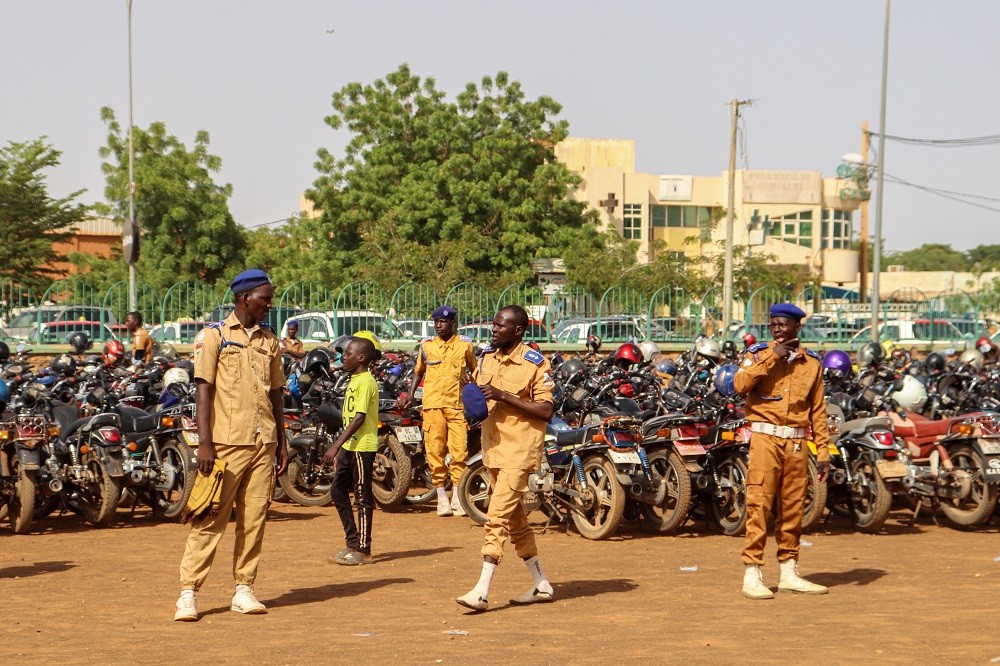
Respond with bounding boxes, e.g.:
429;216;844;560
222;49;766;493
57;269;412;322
395;319;435;339
551;317;645;345
849;318;968;347
207;305;301;334
149;320;211;344
3;306;120;341
730;321;835;343
29;321;124;345
278;310;404;343
458;319;551;343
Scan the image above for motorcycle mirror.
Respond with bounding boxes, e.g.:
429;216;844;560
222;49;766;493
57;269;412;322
15;343;27;353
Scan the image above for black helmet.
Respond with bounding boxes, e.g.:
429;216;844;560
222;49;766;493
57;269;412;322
721;339;738;359
556;357;586;382
304;348;332;377
330;335;352;353
0;341;9;362
50;353;77;376
67;330;92;353
857;341;885;368
586;334;602;353
924;351;946;373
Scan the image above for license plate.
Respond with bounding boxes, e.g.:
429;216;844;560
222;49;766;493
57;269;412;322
984;457;1000;478
875;459;909;479
978;441;1000;455
607;449;641;465
395;426;423;443
182;432;199;445
675;443;706;457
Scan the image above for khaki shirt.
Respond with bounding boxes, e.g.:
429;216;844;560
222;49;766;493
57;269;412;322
132;327;153;364
280;337;304;356
474;342;554;469
733;341;830;461
193;312;284;446
415;335;477;410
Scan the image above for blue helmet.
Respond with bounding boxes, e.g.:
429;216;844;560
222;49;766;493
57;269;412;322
655;358;678;376
713;363;739;397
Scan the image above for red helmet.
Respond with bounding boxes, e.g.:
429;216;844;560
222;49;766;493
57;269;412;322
976;336;995;355
742;333;757;349
612;343;643;368
103;340;125;366
616;381;634;398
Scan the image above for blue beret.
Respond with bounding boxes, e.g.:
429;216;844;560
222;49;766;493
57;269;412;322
432;304;457;320
769;303;806;321
461;383;489;423
286;319;298;327
230;269;271;295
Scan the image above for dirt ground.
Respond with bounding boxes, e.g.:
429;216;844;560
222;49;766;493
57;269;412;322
1;500;998;665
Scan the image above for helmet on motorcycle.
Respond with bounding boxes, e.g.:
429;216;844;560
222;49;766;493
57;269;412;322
924;351;946;373
84;354;103;367
162;367;190;389
330;335;352;353
857;341;885;368
695;337;722;362
526;341;541;352
892;374;928;412
616;381;634;398
67;330;91;353
958;348;984;371
0;378;9;412
586;334;602;354
304;348;332;377
976;336;997;357
713;363;740;397
612;343;643;369
720;339;738;359
890;348;911;369
655;358;678;378
555;357;586;382
821;349;852;378
742;333;757;349
881;339;897;355
0;341;9;362
102;339;126;366
638;341;661;363
156;343;178;361
50;353;77;376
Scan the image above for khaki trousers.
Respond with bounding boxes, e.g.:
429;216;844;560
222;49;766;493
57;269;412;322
179;438;276;590
423;407;468;487
481;468;537;564
742;432;808;566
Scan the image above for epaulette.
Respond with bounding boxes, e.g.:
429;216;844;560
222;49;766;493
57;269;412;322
259;321;273;331
746;342;769;354
207;322;224;331
482;345;496;354
421;336;434;343
805;349;821;360
459;335;473;343
524;349;544;366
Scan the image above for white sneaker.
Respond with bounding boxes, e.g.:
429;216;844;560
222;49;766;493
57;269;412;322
451;492;466;517
778;559;828;595
437;497;453;517
510;587;554;605
456;589;488;611
231;585;267;614
174;592;198;622
741;565;775;600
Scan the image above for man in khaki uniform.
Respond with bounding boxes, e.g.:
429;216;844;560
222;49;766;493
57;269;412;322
279;319;305;360
456;305;556;611
733;303;830;600
125;311;154;364
398;304;476;517
173;269;288;622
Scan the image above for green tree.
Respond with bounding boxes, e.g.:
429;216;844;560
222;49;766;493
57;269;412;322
886;243;969;272
307;64;600;290
0;138;87;292
92;107;246;294
966;244;1000;273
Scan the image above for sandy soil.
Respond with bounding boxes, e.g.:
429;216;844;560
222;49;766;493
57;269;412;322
1;501;998;665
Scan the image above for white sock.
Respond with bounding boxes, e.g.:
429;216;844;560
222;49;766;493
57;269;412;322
524;556;553;594
436;486;448;502
180;589;195;599
235;584;252;594
474;562;497;599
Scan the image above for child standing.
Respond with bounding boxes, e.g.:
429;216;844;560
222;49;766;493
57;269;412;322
323;334;381;565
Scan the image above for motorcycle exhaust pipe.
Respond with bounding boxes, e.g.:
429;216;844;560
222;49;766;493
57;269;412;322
831;469;847;485
694;474;710;490
48;479;63;493
630;482;644;496
129;470;144;484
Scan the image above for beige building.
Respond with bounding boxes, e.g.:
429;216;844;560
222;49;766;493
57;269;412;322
555;137;862;279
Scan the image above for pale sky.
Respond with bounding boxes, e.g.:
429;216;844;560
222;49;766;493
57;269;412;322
3;0;998;252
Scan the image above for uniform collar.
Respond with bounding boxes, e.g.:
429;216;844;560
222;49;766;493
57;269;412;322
224;311;260;336
496;341;525;364
770;340;806;363
435;334;457;346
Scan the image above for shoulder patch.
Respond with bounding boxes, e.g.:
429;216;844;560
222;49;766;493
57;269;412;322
259;321;273;331
421;336;434;343
459;335;473;343
524;349;544;366
806;349;821;360
747;342;769;354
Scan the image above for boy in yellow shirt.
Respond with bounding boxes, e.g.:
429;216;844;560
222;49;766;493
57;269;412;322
323;334;381;565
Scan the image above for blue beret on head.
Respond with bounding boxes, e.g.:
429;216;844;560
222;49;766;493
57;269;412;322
769;302;806;321
432;304;457;320
230;269;271;295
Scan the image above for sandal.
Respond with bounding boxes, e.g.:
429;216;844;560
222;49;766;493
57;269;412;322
334;550;372;566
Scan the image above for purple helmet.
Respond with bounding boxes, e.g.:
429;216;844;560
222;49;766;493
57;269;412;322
822;349;852;378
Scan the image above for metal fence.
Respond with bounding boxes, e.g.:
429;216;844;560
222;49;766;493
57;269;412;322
2;276;999;347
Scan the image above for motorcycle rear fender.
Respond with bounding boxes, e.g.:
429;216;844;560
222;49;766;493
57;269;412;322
466;451;483;467
287;433;319;453
16;446;42;469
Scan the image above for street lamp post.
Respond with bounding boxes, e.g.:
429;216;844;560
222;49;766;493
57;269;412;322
871;0;891;342
126;0;137;312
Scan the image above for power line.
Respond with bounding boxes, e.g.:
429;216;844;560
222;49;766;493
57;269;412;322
867;130;1000;147
883;172;1000;213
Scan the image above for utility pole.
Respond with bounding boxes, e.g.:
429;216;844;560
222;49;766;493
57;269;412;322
722;98;753;335
871;0;891;341
126;0;138;312
859;120;869;304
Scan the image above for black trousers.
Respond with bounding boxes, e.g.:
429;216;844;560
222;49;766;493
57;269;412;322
331;448;375;555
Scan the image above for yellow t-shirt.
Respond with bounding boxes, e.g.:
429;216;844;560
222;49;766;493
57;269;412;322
342;371;378;452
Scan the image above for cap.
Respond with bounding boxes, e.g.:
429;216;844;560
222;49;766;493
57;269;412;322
432;305;457;320
353;330;383;353
286;319;299;328
769;303;806;321
230;269;271;295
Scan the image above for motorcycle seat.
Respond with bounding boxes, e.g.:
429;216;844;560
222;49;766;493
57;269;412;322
51;403;81;438
555;427;593;446
117;406;160;434
840;416;893;438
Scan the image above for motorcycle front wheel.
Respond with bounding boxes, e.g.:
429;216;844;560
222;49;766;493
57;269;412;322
640;448;692;534
800;455;828;532
569;455;625;540
939;444;999;527
153;438;196;521
709;452;749;536
280;451;334;507
372;434;413;508
830;454;892;533
1;452;36;534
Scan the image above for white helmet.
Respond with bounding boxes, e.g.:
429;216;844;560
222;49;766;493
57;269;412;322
892;375;927;412
695;337;721;362
162;367;190;389
638;341;661;364
958;348;984;371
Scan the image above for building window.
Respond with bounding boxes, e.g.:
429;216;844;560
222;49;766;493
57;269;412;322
623;204;642;239
821;209;853;249
770;210;816;248
651;206;666;228
651;205;719;230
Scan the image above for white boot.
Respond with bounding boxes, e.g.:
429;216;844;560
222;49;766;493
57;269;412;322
741;565;775;600
451;489;466;517
436;487;452;517
777;559;828;595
